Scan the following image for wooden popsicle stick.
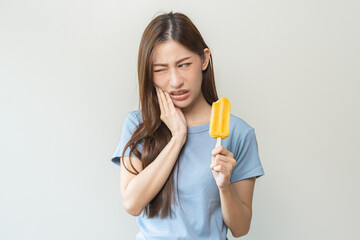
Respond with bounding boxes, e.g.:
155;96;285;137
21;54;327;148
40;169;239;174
216;137;221;147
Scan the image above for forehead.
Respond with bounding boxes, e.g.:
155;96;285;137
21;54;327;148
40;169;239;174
152;40;196;63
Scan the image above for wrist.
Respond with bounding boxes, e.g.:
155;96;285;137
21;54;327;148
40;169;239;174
218;182;232;192
172;133;187;146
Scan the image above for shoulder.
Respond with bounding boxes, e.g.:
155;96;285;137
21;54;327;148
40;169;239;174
125;109;143;125
230;113;255;136
120;110;144;134
227;114;260;160
227;113;258;149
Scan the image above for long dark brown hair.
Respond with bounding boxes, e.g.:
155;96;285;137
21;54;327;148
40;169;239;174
121;11;218;219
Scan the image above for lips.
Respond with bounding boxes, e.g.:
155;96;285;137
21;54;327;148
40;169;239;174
169;89;189;95
169;91;190;101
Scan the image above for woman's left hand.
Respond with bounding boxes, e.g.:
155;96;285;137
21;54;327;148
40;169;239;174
210;145;237;190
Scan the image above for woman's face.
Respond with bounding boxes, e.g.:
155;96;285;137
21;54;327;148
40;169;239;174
151;40;210;109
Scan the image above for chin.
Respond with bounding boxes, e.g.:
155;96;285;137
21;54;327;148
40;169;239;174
173;100;190;109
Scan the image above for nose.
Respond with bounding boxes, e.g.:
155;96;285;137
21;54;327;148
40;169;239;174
169;68;184;88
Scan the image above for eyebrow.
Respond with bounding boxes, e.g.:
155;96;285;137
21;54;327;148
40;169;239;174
152;56;191;67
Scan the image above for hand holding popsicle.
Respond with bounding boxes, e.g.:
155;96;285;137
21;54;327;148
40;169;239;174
210;145;236;189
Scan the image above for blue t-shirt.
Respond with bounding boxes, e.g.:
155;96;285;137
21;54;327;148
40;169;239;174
111;110;265;240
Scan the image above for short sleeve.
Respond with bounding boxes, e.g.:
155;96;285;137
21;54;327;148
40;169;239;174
110;112;144;166
230;128;265;183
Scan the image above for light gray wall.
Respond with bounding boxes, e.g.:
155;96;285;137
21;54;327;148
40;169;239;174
1;0;359;239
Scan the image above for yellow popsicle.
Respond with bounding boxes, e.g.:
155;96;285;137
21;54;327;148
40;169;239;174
209;97;231;146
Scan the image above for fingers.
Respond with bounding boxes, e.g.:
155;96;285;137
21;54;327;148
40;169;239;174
210;154;236;169
156;87;165;115
176;107;186;123
160;88;169;113
210;154;226;168
155;86;187;134
164;90;176;111
211;145;234;158
210;160;230;173
213;165;222;171
156;86;176;113
156;86;170;114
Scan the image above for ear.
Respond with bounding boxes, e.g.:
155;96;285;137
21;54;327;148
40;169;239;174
201;48;211;71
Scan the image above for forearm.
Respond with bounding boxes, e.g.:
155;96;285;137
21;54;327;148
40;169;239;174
219;185;252;237
124;135;185;214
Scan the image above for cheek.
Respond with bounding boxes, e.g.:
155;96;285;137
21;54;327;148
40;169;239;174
187;68;203;88
152;75;166;88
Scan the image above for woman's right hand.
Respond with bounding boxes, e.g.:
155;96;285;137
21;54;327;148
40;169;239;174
155;85;187;141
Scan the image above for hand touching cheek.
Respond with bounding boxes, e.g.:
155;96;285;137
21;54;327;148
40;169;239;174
209;145;236;190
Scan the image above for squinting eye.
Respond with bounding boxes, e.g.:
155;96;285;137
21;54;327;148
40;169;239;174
154;69;165;72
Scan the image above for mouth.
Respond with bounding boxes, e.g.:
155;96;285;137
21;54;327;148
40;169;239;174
170;91;189;95
169;90;190;100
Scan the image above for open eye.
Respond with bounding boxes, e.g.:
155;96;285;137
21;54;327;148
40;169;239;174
179;63;191;68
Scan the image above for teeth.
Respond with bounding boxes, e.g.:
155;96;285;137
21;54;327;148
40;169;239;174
172;91;187;95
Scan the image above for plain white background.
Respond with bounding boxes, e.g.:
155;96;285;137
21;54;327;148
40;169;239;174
1;0;359;239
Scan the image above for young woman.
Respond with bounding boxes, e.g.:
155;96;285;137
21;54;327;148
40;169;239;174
111;11;265;240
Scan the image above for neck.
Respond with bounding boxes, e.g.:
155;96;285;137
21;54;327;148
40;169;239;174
182;93;212;127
